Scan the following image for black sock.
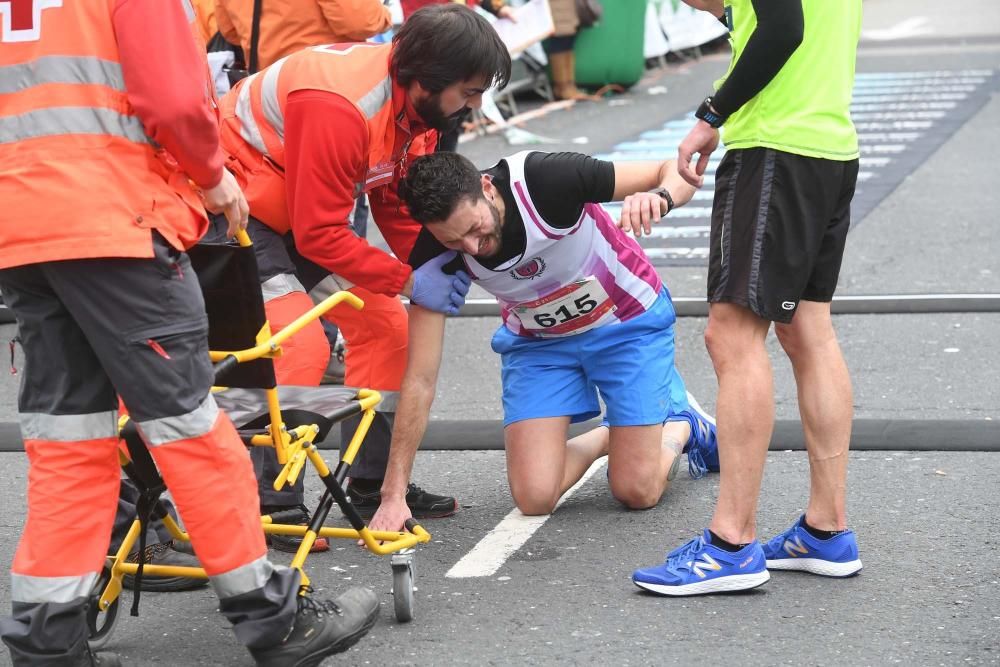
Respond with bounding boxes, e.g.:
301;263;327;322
708;530;750;553
801;517;846;540
349;477;382;493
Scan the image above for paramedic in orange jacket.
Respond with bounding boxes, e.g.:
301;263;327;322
0;0;377;664
216;0;393;71
211;4;510;520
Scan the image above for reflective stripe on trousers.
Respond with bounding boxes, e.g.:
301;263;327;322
11;412;121;591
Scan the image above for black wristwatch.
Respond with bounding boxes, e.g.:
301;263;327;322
695;96;727;128
648;187;675;214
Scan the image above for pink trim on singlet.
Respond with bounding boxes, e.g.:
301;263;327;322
591;258;647;323
588;204;663;293
514;181;584;240
500;303;524;335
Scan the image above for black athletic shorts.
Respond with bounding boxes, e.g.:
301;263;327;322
707;147;860;323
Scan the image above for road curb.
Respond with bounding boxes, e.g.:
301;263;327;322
1;418;996;452
456;294;1000;318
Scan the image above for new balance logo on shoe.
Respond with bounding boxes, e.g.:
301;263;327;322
783;536;809;558
633;531;771;596
691;553;723;579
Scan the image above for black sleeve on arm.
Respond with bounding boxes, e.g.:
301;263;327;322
524;152;616;229
710;0;804;118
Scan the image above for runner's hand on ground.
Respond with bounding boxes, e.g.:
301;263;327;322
360;497;412;548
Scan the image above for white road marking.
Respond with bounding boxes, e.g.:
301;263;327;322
446;457;608;579
862;16;932;41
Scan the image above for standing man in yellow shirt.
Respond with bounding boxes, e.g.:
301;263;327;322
633;0;865;596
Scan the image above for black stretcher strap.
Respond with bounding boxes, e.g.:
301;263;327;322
119;421;167;617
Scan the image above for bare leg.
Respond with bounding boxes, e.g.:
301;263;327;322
559;425;610;495
607;421;688;509
662;420;691;461
505;417;608;515
774;300;852;531
705;303;774;544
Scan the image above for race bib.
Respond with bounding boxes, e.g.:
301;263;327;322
514;278;616;337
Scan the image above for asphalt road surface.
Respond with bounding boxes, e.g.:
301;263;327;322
0;0;998;664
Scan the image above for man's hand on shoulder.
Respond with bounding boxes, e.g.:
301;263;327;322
406;251;472;315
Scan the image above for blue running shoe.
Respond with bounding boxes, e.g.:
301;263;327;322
670;392;719;479
762;516;863;577
632;530;770;596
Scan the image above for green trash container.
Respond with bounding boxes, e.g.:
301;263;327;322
573;0;648;90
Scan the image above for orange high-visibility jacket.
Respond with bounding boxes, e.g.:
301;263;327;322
218;42;431;236
215;0;391;71
191;0;220;47
0;0;212;270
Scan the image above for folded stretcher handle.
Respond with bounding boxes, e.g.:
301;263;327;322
209;291;365;365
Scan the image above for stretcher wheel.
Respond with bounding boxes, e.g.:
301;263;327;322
86;565;120;650
390;551;415;623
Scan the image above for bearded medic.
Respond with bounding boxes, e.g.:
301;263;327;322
208;4;510;524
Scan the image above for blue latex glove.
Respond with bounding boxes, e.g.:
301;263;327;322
447;270;472;316
410;251;472;315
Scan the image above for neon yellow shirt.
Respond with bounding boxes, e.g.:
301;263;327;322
718;0;862;161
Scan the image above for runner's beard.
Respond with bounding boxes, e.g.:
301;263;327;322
476;201;503;258
415;93;470;133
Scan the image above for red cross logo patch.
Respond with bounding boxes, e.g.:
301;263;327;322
0;0;62;43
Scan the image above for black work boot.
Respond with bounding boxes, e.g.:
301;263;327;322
122;540;207;592
249;587;379;667
347;480;457;520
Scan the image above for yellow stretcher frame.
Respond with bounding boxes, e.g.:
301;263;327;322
88;230;430;648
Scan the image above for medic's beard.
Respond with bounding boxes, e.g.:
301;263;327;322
415;93;470;132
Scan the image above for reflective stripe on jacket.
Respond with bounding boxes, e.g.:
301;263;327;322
0;0;210;269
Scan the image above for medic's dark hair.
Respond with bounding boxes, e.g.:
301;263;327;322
391;4;511;94
399;152;484;224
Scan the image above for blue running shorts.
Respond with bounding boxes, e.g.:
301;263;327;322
491;289;690;427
